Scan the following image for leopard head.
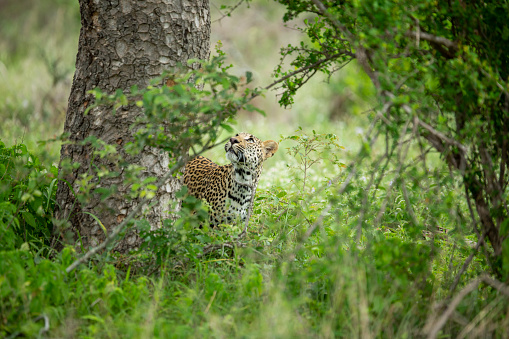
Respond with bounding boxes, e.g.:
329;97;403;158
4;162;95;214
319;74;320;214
225;132;278;169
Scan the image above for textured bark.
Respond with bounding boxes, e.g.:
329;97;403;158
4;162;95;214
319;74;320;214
54;0;210;252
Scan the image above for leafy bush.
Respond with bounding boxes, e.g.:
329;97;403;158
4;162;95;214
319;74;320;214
273;0;509;281
0;124;507;338
0;140;57;252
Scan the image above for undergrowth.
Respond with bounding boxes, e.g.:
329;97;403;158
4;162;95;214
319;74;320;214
1;1;508;337
1;128;505;338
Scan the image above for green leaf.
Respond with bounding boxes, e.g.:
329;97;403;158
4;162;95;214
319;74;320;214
83;212;108;235
21;211;37;228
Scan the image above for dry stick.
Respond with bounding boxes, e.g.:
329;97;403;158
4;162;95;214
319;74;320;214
405;31;458;51
483;275;509;297
65;137;230;273
456;295;503;339
204;290;217;314
425;277;482;339
425;275;509;339
34;314;50;337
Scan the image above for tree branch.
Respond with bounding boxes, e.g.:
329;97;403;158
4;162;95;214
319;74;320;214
405;31;458;52
416;117;468;154
448;232;485;297
264;51;354;91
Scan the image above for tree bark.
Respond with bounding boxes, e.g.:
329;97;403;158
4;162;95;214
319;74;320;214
54;0;210;252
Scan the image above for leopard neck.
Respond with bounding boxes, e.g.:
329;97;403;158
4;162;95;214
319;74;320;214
231;164;260;189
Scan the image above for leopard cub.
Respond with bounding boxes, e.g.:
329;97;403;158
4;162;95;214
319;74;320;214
183;132;278;226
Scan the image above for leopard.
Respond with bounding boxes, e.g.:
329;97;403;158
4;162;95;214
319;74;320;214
183;132;278;227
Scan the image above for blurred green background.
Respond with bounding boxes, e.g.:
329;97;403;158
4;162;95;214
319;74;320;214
0;0;376;169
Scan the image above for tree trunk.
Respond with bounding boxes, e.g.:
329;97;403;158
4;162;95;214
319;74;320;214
54;0;210;252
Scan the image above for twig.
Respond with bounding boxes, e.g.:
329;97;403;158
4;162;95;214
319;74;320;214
356;142;391;241
288;204;331;260
287;109;384;258
204;290;217;313
264;52;353;92
374;115;414;227
212;0;245;23
415;117;468;154
425;277;483;339
4;200;23;232
310;0;350;36
464;185;495;274
425;275;509;338
405;31;458;52
398;117;419;227
457;296;503;339
483;275;509;297
34;314;50;338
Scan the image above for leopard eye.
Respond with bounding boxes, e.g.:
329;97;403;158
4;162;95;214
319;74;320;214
247;137;255;143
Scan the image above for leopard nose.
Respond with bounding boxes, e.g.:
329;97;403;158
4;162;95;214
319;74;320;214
230;137;240;144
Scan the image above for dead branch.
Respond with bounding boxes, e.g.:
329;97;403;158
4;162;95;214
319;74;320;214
405;31;458;52
424;275;509;338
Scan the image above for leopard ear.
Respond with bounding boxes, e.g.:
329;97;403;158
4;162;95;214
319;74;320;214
262;140;278;160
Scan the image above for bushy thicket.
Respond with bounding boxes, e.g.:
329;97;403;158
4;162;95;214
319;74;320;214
1;127;505;337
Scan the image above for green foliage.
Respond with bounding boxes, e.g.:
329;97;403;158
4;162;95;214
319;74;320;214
0;140;57;252
137;187;213;268
0;133;505;337
281;127;345;192
1;0;509;337
272;0;509;281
